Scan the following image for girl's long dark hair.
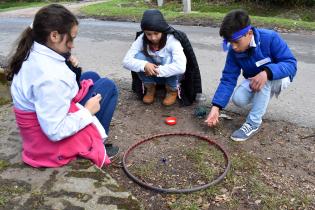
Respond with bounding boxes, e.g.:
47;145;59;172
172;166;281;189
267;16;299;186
142;33;167;57
7;4;78;81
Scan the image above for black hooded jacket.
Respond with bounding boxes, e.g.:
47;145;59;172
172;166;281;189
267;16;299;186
131;28;202;106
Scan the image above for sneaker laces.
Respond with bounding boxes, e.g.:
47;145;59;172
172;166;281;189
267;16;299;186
240;123;255;134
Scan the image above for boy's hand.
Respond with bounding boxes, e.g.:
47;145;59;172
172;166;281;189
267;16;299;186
68;55;80;67
249;71;268;92
84;94;101;115
144;63;159;76
205;106;220;127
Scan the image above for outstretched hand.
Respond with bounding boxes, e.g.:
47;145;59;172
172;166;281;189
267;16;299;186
205;106;220;127
249;71;268;92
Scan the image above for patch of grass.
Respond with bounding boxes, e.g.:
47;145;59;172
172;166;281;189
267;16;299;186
48;190;92;203
252;15;315;31
203;184;220;200
0;2;47;12
0;0;79;12
290;191;313;209
226;152;314;209
97;195;142;210
80;0;223;22
0;179;31;208
69;158;93;170
0;195;8;207
230;152;259;174
65;170;109;181
0;196;7;207
80;0;147;20
168;194;200;210
0;97;11;106
166;143;228;209
168;150;314;209
80;0;315;31
191;1;315;22
23;190;47;209
0;160;10;171
103;183;126;192
131;160;156;178
184;142;226;180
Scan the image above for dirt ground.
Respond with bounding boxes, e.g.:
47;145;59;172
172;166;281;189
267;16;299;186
1;61;314;209
105;79;315;210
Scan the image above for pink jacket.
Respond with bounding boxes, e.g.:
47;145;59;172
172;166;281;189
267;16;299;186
14;79;111;168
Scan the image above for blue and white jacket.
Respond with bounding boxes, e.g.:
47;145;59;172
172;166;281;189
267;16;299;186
212;27;297;108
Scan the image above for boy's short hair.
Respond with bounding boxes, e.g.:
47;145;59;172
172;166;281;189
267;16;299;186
219;9;251;41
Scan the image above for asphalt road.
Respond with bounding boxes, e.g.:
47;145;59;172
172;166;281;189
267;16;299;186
0;17;314;128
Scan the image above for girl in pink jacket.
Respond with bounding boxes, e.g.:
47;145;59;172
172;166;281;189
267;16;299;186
7;4;119;168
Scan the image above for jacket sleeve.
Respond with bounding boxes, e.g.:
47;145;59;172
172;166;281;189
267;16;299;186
122;34;147;72
157;36;187;78
33;78;94;141
212;51;241;108
264;32;297;81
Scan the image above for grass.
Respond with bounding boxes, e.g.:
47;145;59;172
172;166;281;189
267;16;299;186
131;160;156;178
0;0;78;12
128;141;313;209
165;150;313;210
0;160;10;171
80;0;148;19
0;1;48;12
184;142;226;181
0;97;11;106
0;179;30;207
1;0;313;30
252;15;315;31
0;71;11;106
80;0;315;31
0;196;7;207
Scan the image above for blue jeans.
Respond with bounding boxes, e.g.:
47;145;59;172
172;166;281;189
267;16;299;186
135;52;181;91
232;78;290;127
79;71;118;134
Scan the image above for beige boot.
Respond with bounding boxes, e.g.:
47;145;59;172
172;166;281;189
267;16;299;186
163;85;178;106
143;84;156;104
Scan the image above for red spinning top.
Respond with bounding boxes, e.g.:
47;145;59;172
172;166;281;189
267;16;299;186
165;117;177;125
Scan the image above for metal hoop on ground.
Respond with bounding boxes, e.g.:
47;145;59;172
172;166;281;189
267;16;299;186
122;132;231;193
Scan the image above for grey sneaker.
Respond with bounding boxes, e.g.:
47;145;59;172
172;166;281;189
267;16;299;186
230;123;259;142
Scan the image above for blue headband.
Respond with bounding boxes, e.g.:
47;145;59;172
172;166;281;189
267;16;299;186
222;25;252;51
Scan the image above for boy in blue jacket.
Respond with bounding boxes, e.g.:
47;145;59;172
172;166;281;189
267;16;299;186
205;9;297;141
